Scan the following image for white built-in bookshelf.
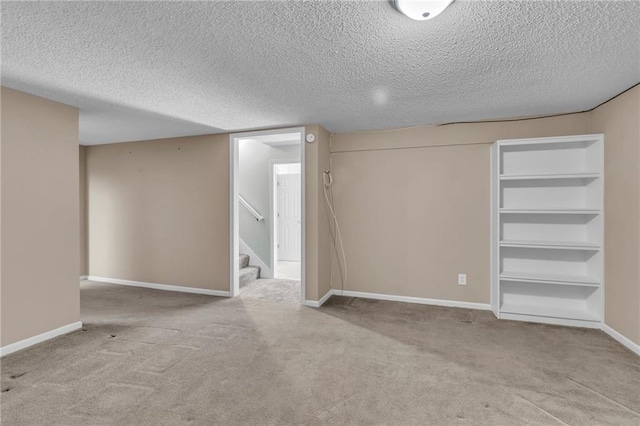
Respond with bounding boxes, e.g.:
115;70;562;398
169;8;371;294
491;134;604;328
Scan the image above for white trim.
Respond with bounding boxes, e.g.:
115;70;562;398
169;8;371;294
599;137;605;328
239;238;273;278
604;324;640;356
239;195;264;222
497;134;603;147
490;142;499;318
304;289;494;311
229;127;306;303
229;135;240;297
80;275;89;281
499;312;601;329
331;289;492;311
301;130;306;304
303;289;333;308
0;321;83;357
87;276;232;297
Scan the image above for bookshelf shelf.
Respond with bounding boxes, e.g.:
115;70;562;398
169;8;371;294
491;134;604;327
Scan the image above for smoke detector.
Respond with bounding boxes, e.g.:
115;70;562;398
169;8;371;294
393;0;455;21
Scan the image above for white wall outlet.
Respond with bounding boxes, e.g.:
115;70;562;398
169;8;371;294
458;273;467;286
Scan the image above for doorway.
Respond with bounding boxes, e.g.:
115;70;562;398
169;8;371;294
229;127;305;301
272;162;301;280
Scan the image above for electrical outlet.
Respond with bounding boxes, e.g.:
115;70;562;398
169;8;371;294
458;273;467;286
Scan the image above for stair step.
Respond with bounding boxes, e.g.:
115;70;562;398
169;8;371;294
239;254;250;269
239;266;261;288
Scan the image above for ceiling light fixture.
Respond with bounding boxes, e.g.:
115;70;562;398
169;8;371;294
393;0;455;21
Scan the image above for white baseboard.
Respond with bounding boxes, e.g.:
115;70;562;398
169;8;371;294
239;238;272;278
80;275;89;281
499;312;601;329
332;289;492;311
0;321;83;357
303;288;333;308
302;288;490;311
604;324;640;356
87;276;232;297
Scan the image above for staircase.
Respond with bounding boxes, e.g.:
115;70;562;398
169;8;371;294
239;254;260;288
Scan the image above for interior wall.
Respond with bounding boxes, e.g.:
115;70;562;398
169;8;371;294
304;125;332;301
589;85;640;345
316;126;333;300
86;135;229;291
330;113;591;304
85;127;330;301
79;145;88;276
238;139;300;265
0;87;80;347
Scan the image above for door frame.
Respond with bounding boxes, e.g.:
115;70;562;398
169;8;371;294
229;127;306;302
270;159;302;279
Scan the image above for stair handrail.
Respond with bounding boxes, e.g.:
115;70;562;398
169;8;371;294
239;195;264;222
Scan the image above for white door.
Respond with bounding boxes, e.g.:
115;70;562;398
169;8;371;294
277;173;301;262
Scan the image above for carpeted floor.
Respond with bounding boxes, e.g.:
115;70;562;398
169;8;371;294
1;281;639;425
240;278;300;302
276;261;301;281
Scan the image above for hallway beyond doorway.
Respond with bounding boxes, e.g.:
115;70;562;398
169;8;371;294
231;127;304;299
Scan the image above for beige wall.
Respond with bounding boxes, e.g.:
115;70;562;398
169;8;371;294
316;126;333;300
86;135;229;290
79;145;88;276
304;125;332;300
1;87;80;347
331;88;640;346
590;85;640;345
330;113;591;303
85;127;331;301
78;88;638;346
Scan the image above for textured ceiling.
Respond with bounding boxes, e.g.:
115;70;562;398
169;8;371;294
2;0;639;145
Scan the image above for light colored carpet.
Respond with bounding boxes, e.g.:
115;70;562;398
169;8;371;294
1;281;639;425
276;261;301;280
240;278;300;302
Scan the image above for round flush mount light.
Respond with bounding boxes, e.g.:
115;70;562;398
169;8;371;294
393;0;455;21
